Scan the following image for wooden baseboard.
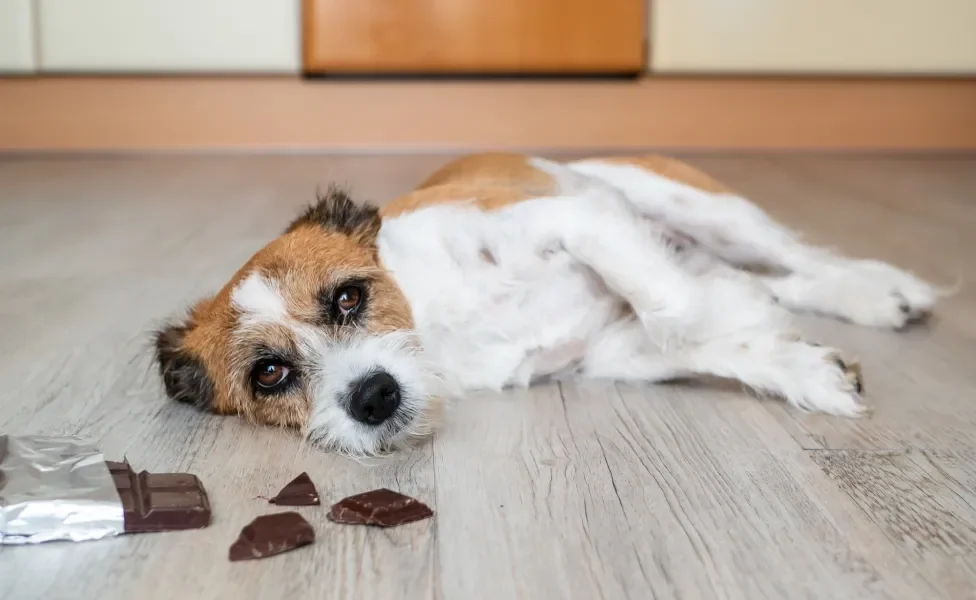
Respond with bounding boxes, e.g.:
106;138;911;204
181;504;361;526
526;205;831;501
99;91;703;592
1;76;975;152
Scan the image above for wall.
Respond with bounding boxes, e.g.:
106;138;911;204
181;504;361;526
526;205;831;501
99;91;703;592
4;0;975;74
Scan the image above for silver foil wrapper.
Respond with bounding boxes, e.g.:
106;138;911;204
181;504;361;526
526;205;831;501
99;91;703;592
0;434;125;544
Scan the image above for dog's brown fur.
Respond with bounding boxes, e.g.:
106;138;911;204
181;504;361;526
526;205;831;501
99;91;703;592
155;153;728;430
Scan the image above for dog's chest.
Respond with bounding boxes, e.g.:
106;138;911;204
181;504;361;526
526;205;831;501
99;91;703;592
378;206;625;391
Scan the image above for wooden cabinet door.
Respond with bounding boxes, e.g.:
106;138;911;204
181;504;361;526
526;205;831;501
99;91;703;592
652;0;976;74
303;0;645;74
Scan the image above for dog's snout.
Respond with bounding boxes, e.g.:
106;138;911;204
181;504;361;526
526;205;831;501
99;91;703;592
348;372;401;425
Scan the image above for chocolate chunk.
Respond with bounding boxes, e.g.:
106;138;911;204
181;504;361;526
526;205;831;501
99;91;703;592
229;512;315;561
106;461;211;533
269;472;320;506
327;488;433;527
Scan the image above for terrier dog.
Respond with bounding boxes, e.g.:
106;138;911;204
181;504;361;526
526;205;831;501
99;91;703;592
154;153;939;455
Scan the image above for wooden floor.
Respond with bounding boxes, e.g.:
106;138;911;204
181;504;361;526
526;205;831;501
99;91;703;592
1;154;976;600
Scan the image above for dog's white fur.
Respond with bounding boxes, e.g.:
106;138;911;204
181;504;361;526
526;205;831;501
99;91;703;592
161;153;942;456
292;157;940;450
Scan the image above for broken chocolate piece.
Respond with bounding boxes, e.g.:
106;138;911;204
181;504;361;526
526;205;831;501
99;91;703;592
327;488;433;527
269;472;320;506
107;461;211;533
229;512;315;561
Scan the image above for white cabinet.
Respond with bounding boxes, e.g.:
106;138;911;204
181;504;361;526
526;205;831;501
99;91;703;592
0;0;36;73
651;0;976;74
37;0;300;72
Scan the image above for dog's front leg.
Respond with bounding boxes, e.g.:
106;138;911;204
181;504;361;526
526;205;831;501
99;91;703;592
499;195;725;347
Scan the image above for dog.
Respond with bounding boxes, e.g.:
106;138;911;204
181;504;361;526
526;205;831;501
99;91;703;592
154;152;940;456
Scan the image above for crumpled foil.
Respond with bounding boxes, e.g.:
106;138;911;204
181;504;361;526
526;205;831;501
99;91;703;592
0;434;125;544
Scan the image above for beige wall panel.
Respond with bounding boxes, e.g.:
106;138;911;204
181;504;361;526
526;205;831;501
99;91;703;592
38;0;300;72
0;0;37;73
652;0;976;74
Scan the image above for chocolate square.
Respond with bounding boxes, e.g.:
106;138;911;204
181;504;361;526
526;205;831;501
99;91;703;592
229;512;315;561
106;461;211;533
327;488;433;527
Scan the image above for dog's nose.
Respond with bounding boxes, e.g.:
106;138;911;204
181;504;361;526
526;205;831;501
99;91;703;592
348;372;401;425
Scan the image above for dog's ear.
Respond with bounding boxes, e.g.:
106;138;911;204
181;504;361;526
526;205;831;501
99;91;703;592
154;302;215;411
285;185;381;245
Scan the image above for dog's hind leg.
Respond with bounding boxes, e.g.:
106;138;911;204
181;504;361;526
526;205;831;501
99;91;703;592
500;193;865;416
566;158;941;329
580;316;867;417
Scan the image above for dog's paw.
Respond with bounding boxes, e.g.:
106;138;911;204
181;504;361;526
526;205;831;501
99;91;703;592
829;352;864;397
837;260;937;328
783;344;870;417
768;260;940;329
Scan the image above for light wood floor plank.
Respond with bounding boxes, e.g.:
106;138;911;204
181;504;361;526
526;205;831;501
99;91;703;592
811;449;976;599
684;156;976;453
2;154;975;599
433;384;671;600
594;381;940;599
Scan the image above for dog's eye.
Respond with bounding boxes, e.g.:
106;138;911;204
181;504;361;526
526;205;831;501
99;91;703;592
335;285;362;315
253;361;290;389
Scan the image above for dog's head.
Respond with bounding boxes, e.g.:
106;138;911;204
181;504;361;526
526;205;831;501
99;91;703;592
153;188;442;456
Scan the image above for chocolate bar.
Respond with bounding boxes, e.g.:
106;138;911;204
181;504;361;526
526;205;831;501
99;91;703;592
229;512;315;561
327;488;433;527
106;461;211;533
268;472;320;506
